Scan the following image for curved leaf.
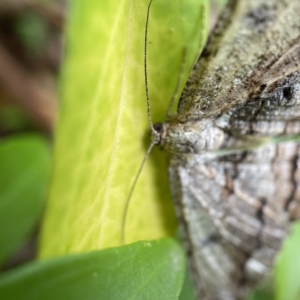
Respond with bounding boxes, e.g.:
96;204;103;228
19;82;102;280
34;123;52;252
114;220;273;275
40;0;208;257
0;239;185;300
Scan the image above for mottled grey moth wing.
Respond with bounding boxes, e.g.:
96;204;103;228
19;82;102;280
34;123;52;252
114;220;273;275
157;0;300;299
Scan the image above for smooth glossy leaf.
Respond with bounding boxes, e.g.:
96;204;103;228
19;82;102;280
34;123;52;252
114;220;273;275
40;0;209;257
0;135;50;266
0;239;185;300
275;222;300;300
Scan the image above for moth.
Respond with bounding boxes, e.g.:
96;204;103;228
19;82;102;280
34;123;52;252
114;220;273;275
150;0;300;299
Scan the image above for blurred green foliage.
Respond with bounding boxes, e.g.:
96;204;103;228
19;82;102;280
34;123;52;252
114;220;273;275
0;107;34;133
14;12;48;56
0;135;50;266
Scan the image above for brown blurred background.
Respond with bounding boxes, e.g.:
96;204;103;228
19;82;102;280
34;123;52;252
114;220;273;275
0;0;66;136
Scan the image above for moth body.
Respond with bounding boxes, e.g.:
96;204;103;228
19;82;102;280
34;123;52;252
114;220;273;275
158;0;300;299
155;119;224;154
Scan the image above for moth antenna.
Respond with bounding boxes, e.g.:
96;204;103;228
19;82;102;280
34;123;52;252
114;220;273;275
121;0;159;244
144;0;158;136
166;47;188;118
121;141;157;245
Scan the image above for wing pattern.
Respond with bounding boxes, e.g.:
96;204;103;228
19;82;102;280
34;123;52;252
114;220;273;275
169;141;300;299
164;0;300;299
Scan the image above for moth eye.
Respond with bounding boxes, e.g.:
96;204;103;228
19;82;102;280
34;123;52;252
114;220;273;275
259;84;267;92
282;86;293;100
153;122;163;133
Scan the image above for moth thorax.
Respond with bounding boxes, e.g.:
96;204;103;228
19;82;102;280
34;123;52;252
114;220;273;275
159;119;225;154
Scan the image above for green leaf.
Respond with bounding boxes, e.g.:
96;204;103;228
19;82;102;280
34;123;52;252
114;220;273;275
179;266;197;300
246;278;274;300
275;222;300;300
0;135;50;266
40;0;209;257
247;289;274;300
0;239;185;300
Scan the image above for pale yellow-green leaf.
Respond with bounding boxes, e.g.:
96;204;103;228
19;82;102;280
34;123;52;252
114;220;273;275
39;0;208;257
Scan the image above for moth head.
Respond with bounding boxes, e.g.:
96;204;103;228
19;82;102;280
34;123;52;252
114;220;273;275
151;122;166;146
